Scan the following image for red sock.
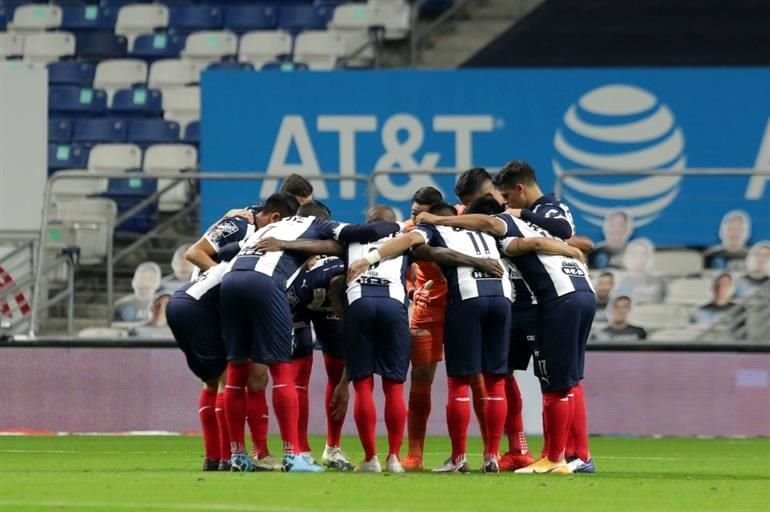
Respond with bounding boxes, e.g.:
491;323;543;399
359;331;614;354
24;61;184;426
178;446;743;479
215;392;230;461
565;388;576;458
382;379;406;458
246;389;269;458
294;356;314;453
570;383;591;461
224;362;250;455
353;376;377;460
504;376;529;454
270;362;299;456
469;374;488;446
482;374;506;458
199;388;220;461
407;379;432;457
323;354;346;448
540;407;548;460
446;376;471;463
543;390;571;462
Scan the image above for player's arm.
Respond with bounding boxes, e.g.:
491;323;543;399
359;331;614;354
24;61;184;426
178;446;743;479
185;238;219;271
346;231;425;283
415;212;507;237
253;237;344;256
412;245;504;277
505;237;586;263
513;206;574;239
336;221;403;243
328;275;347;317
566;235;595;253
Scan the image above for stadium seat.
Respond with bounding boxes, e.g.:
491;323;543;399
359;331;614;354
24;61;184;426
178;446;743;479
48;196;116;265
168;4;223;35
72;117;128;145
49;86;108;117
180;30;237;66
127;118;180;146
238;30;292;68
162;86;199;132
48;61;95;86
648;326;705;342
653;250;704;276
205;61;254;71
48;143;90;174
103;174;158;233
60;4;117;33
260;60;310;71
183;120;199;144
223;4;278;34
149;57;198;89
0;31;22;59
629;304;692;330
330;2;409;41
144;143;197;212
94;58;148;101
115;3;169;49
7;4;62;32
110;87;163;117
50;169;109;202
278;4;334;32
49;118;74;143
88;143;142;172
129;32;184;61
294;30;346;70
76;32;128;61
666;277;713;305
23;31;76;64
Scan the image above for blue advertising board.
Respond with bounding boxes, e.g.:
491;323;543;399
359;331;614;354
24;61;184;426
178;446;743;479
201;69;770;246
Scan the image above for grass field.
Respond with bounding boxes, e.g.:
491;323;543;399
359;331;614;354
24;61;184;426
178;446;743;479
1;435;768;512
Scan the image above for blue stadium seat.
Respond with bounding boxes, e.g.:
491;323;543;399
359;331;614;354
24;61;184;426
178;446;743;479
48;61;95;87
76;32;128;61
99;0;154;6
183;120;199;144
0;7;8;31
73;118;128;144
61;5;116;33
48;143;90;174
278;4;334;32
168;4;223;35
223;4;277;34
111;87;163;117
49;118;74;143
128;119;180;146
49;86;109;117
206;61;254;71
103;173;158;233
130;32;184;61
261;60;309;71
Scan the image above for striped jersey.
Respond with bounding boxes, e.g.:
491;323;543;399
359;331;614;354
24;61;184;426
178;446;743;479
204;215;256;260
288;256;345;314
346;232;411;305
413;224;511;304
496;213;594;302
506;259;538;307
175;262;229;308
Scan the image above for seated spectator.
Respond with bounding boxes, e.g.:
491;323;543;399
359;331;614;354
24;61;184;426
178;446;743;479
594;296;647;342
588;210;633;269
162;243;194;291
691;273;738;326
114;262;162;323
593;271;615;323
704;210;751;272
615;238;666;304
734;241;770;299
131;289;173;338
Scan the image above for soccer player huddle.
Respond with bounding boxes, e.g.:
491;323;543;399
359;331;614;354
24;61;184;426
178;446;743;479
168;162;597;475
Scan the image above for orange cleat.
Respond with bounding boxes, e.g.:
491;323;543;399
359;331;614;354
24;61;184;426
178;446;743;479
499;451;535;471
401;454;425;472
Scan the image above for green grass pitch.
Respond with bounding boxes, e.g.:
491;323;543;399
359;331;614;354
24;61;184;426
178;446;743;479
0;435;768;512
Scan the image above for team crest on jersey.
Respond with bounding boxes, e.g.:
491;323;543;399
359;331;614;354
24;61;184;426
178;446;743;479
561;261;586;277
210;220;239;239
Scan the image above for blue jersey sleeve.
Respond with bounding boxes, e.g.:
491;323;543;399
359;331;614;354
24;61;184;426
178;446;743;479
413;223;439;245
314;219;401;243
204;216;250;252
494;213;524;238
521;201;574;239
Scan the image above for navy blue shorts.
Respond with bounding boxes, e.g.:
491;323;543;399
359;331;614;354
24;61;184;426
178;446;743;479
534;290;596;392
166;295;226;382
311;311;345;359
343;297;410;382
220;270;294;364
292;323;314;359
509;305;537;372
443;296;512;377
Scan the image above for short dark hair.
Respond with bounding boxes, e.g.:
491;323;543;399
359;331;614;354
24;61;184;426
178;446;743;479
599;271;615;281
297;200;331;221
455;167;492;200
428;202;457;216
412;186;443;206
279;173;313;198
366;204;396;223
262;193;298;218
613;295;632;306
466;195;504;215
493;161;537;188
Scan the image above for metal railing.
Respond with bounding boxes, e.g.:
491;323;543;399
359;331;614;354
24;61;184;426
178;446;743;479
409;0;476;66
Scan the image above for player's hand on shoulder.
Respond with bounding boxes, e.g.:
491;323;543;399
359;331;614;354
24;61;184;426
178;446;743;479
506;208;522;218
347;258;370;283
475;258;504;278
567;245;586;264
254;237;284;253
415;212;438;225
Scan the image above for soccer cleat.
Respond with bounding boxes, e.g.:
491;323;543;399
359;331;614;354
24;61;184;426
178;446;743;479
355;456;382;473
432;456;470;473
499;451;535;471
514;457;571;475
217;459;231;471
300;451;320;466
230;453;256;472
254;454;281;472
202;458;219;471
566;457;596;474
482;455;500;474
385;454;405;473
401;454;424;472
282;454;326;473
321;445;354;471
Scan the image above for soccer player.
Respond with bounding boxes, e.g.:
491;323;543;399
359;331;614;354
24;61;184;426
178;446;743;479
219;198;403;472
415;208;594;474
454;167;505;209
185;205;262;273
280;173;314;205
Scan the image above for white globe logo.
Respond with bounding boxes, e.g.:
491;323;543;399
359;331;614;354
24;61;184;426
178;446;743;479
553;84;685;227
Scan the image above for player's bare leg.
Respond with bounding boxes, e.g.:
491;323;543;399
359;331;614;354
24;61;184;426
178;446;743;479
404;360;438;471
200;379;221;471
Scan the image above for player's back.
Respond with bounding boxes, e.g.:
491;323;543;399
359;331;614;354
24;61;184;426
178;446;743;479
289;256;345;313
175;262;229;308
346;232;410;305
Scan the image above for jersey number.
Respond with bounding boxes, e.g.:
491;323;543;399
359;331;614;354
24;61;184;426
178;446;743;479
466;232;491;255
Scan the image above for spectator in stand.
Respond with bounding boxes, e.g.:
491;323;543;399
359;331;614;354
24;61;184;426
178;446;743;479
114;262;162;323
588;210;633;269
691;273;738;326
593;272;615;323
615;238;666;304
132;289;173;338
704;210;751;272
594;296;647;342
163;243;195;291
734;241;770;299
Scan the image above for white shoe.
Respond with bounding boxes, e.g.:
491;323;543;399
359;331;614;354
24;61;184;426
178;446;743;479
254;454;281;471
322;445;354;471
355;456;382;473
300;451;319;465
385;454;405;473
432;456;470;473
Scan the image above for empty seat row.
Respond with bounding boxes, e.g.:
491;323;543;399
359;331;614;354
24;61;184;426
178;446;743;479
50;142;197;174
48;117;199;145
0;30;126;62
